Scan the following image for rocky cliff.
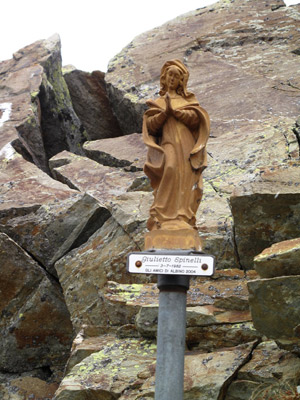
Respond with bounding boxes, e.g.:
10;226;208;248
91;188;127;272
0;0;300;399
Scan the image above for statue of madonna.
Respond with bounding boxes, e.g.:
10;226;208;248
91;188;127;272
143;59;210;233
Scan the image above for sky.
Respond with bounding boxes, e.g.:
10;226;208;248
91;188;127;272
0;0;299;73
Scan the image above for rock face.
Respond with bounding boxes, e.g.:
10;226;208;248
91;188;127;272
83;132;146;171
64;69;122;140
0;233;73;373
105;0;300;136
55;217;149;333
49;150;145;204
1;0;300;398
230;162;300;269
226;340;300;399
0;149;108;277
248;238;300;355
248;275;300;340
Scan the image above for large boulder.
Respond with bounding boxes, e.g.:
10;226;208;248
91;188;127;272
0;59;48;172
248;276;300;344
0;233;73;373
197;181;235;269
230;162;300;269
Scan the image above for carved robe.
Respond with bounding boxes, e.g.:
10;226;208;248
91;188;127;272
143;94;210;231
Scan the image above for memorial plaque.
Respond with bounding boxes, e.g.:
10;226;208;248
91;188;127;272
127;251;215;276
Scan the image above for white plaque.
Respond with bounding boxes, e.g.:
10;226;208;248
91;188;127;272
127;252;215;276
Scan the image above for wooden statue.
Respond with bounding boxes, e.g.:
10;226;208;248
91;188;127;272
143;59;210;241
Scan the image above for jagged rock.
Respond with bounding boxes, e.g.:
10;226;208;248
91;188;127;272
0;376;58;400
0;146;74;211
248;275;300;343
191;274;250;311
275;338;300;356
0;34;86;172
254;237;300;278
186;322;261;351
0;148;109;276
54;337;156;399
64;326;141;374
37;35;85;160
83;132;146;170
102;273;260;349
64;69;122;140
226;341;300;399
187;307;251;326
65;332;118;374
109;192;152;249
0;60;48;171
136;304;255;347
103;270;250;322
236;340;300;382
55;336;255;400
0;233;73;373
225;380;259;400
55;217;150;334
49;150;145;204
103;281;159;329
230;162;300;269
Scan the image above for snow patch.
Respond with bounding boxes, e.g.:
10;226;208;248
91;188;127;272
0;103;12;128
0;143;16;160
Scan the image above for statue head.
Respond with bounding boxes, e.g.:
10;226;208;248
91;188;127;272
159;59;191;97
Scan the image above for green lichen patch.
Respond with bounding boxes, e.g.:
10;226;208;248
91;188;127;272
104;282;158;307
57;337;156;397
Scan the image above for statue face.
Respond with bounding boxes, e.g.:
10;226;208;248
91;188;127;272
166;66;181;91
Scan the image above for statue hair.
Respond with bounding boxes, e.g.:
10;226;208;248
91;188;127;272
159;60;191;98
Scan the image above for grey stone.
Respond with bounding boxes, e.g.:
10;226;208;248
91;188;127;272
0;233;73;373
248;275;300;340
64;69;122;140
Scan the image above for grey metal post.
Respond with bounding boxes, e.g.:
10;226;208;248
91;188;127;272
154;276;190;400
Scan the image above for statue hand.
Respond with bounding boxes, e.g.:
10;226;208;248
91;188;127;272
165;93;173;116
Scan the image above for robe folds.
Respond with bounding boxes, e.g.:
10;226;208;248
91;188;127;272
142;95;210;231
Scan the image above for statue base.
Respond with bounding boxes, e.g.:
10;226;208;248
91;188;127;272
144;229;202;251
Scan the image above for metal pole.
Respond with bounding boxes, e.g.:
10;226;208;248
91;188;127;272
155;276;190;400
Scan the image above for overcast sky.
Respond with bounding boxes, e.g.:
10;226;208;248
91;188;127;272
0;0;299;72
